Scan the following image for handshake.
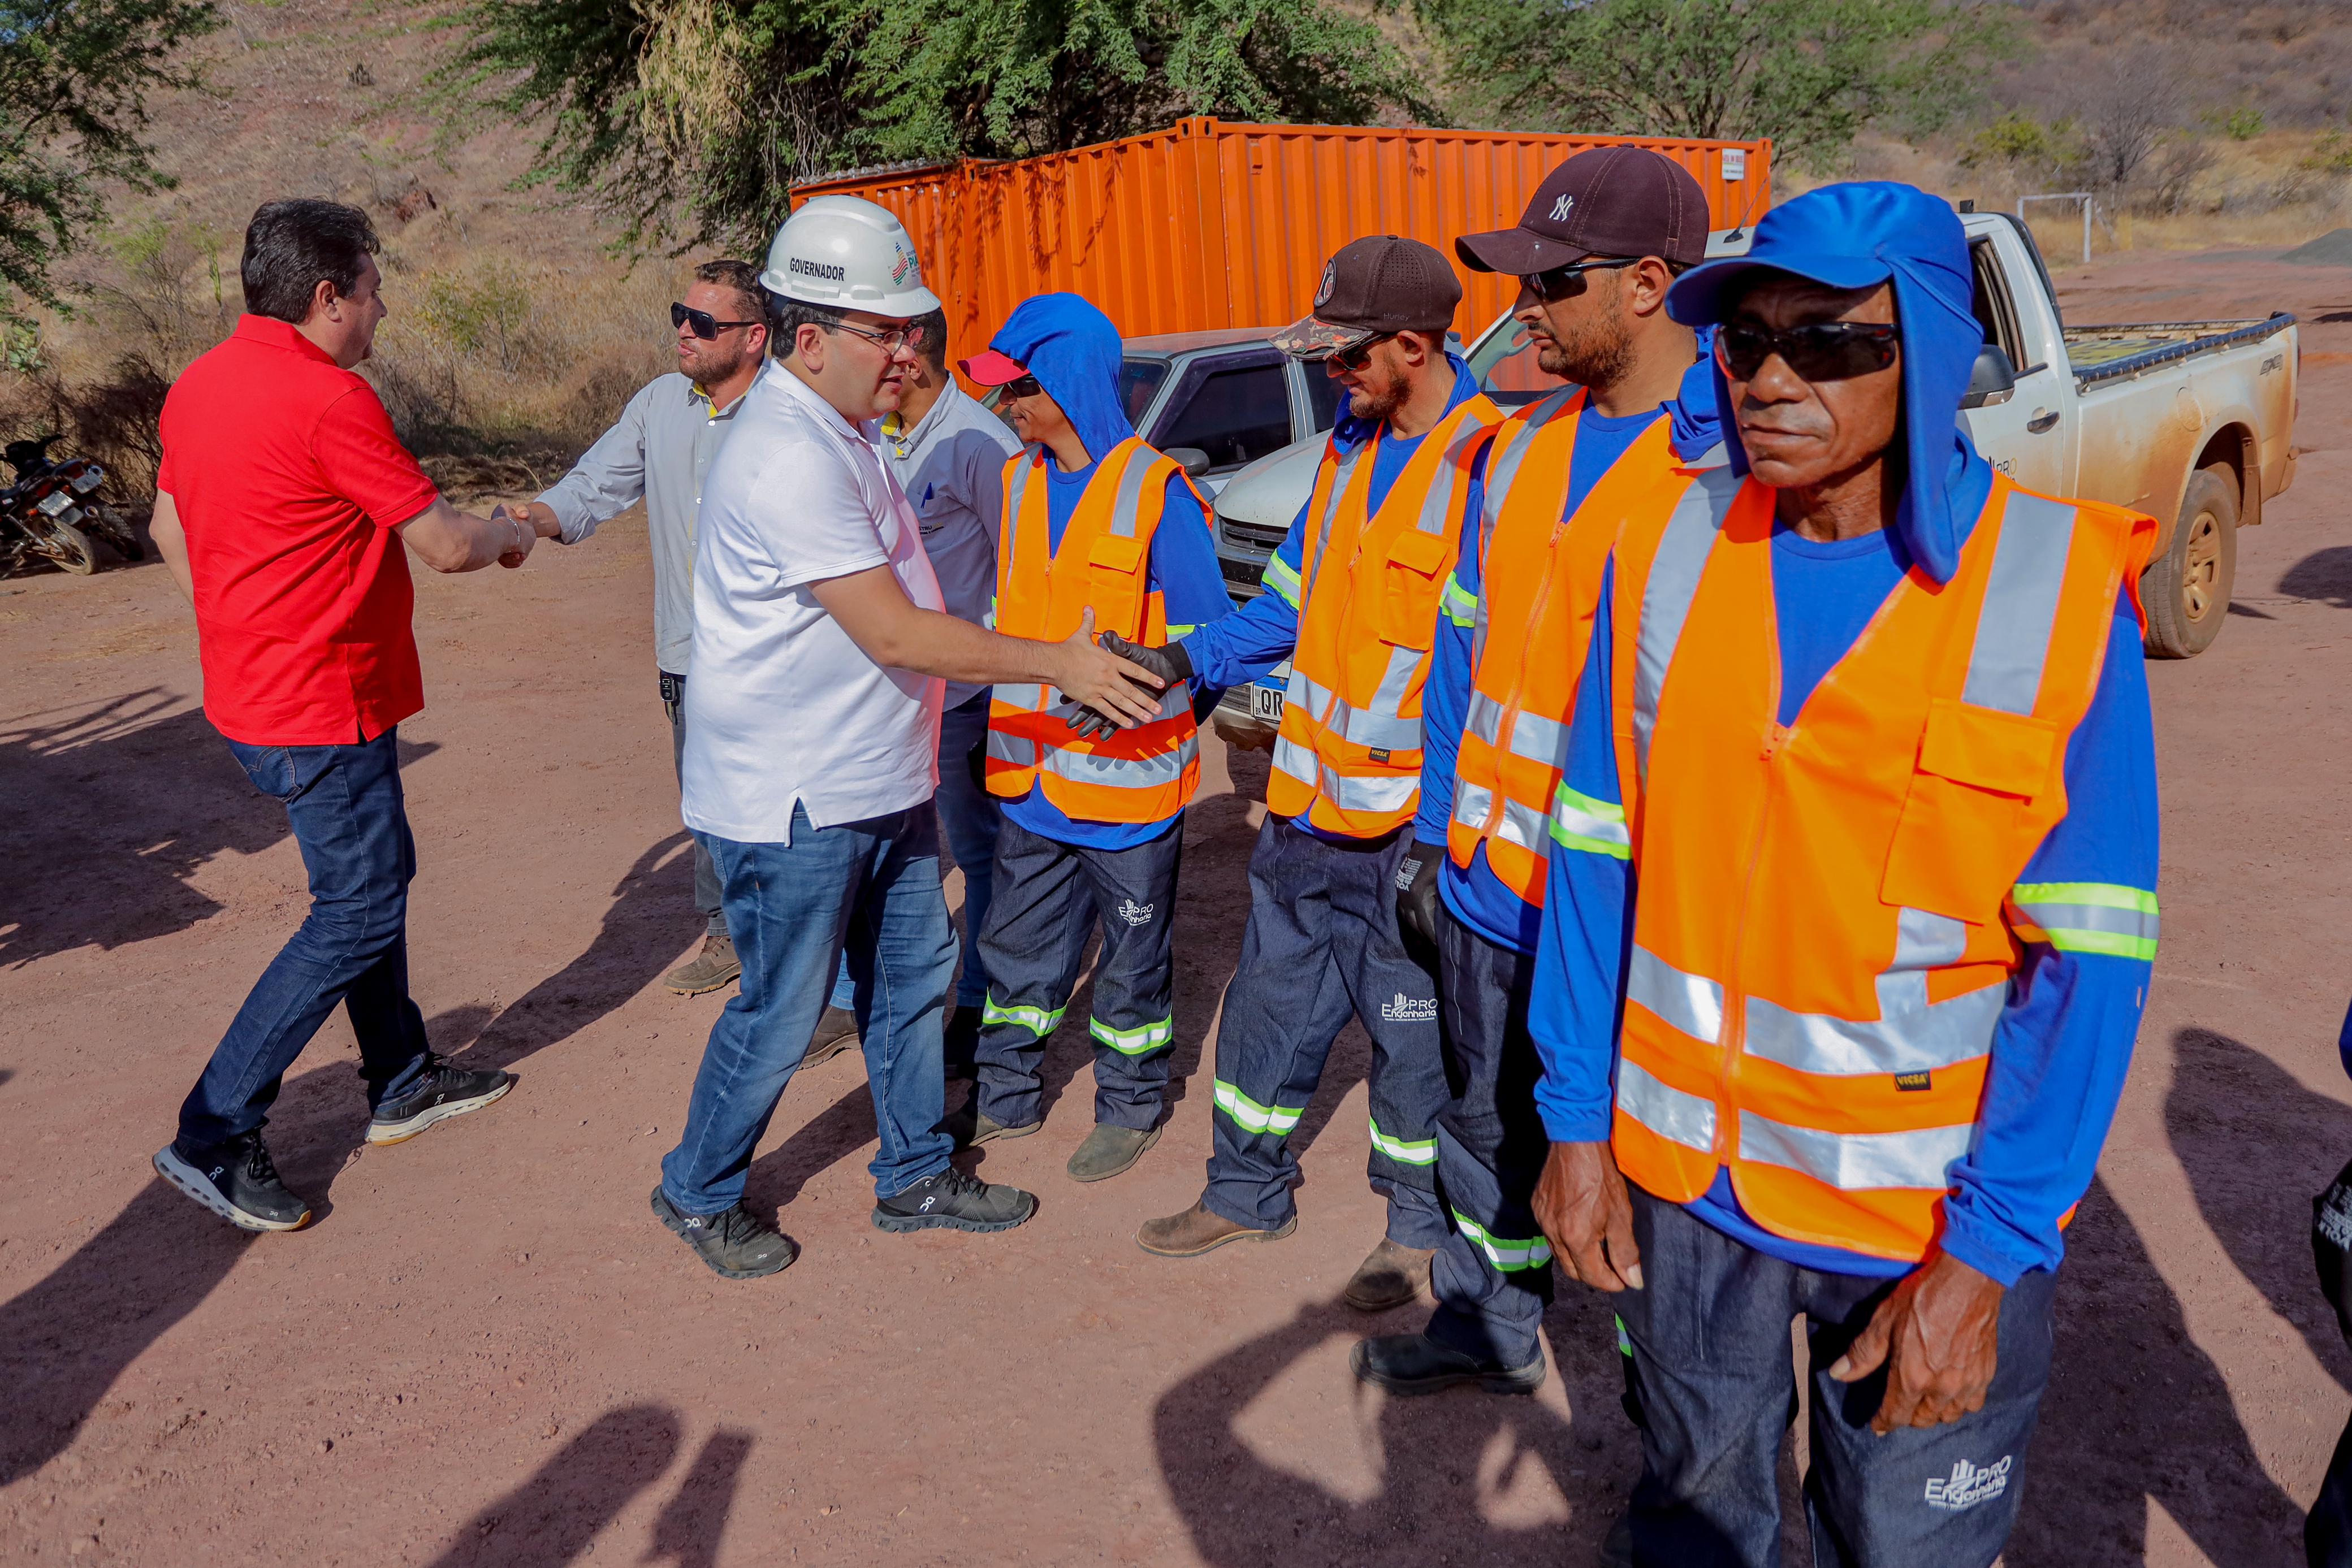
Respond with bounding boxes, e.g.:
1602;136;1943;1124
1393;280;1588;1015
1060;630;1193;740
488;501;565;568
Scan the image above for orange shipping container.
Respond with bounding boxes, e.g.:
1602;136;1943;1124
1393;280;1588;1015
792;116;1771;374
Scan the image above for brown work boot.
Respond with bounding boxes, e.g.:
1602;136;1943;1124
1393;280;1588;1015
1136;1200;1295;1258
663;933;740;996
802;1006;861;1068
1343;1237;1436;1311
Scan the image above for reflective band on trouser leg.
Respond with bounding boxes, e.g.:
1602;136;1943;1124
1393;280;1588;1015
1213;1079;1304;1136
1450;1209;1553;1271
982;995;1067;1037
1550;781;1629;859
2007;881;2160;960
1089;1015;1173;1056
1369;1115;1437;1166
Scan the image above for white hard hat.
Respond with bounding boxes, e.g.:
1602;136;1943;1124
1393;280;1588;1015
762;195;941;318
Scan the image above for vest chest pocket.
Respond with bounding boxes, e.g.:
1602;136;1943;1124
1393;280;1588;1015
1084;533;1147;640
1377;528;1450;652
1881;698;2063;921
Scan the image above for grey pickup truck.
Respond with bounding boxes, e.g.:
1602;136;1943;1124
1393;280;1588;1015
1202;209;2301;747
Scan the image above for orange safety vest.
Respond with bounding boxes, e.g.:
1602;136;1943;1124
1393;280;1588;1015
984;438;1207;824
1596;466;2155;1263
1267;395;1501;838
1445;388;1690;903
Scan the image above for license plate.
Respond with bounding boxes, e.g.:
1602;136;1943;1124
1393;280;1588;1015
1249;682;1285;723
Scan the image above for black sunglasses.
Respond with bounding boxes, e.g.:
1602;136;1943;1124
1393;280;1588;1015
998;374;1044;401
1715;320;1901;382
1520;257;1641;302
672;301;762;340
1330;333;1396;372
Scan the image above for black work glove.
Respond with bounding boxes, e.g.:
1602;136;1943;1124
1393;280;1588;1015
1062;631;1193;741
1395;838;1445;956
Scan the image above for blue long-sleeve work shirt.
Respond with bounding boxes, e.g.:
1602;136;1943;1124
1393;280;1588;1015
996;458;1234;851
1412;404;1671;954
1528;514;2160;1287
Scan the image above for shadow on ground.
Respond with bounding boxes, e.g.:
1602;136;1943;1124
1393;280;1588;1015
2280;546;2352;609
0;832;693;1486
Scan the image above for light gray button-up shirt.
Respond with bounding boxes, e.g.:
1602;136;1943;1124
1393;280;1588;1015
878;379;1022;708
537;366;762;675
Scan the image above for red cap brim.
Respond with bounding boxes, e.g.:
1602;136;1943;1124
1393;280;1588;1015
957;349;1027;386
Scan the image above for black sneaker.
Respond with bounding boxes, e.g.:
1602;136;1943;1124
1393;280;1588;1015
872;1166;1037;1234
367;1057;514;1145
153;1132;313;1232
650;1187;797;1279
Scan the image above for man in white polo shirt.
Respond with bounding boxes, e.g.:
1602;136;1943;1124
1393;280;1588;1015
652;197;1168;1278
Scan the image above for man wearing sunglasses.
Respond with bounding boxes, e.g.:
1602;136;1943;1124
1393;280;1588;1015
1130;238;1501;1313
651;199;1170;1277
945;293;1233;1184
1351;149;1725;1400
513;259;771;1000
1528;183;2160;1567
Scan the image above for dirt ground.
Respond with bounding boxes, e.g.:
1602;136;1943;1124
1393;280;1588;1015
3;250;2350;1567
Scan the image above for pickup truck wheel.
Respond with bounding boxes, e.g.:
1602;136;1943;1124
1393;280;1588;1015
2143;466;2237;659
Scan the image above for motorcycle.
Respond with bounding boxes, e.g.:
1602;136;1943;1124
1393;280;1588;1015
2;434;143;576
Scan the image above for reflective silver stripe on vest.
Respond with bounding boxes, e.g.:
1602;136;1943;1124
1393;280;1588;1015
1451;778;1493;831
1416;417;1489;540
1273;734;1420;814
1040;732;1198;790
1631;462;1745;778
1736;1110;1974;1192
1473;389;1580;669
1449;777;1546;851
994;682;1049;711
1627;946;1725;1044
1616;1059;1717;1154
1962;492;2078;714
987;728;1036;766
1464;693;1566;766
1741;907;2005;1077
1289;672;1423;751
1296;441;1363;623
1107;441;1159;538
1368;641;1424;724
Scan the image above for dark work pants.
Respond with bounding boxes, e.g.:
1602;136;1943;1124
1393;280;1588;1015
661;670;726;937
1616;1185;2059;1568
177;727;432;1148
1200;816;1449;1247
971;814;1183;1132
1424;907;1554;1368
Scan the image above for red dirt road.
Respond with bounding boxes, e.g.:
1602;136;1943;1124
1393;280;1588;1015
3;252;2350;1566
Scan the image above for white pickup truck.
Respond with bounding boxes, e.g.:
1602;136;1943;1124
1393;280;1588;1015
1209;209;2300;742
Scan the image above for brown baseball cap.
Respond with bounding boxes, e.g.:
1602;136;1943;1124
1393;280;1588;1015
1272;236;1464;359
1456;147;1709;276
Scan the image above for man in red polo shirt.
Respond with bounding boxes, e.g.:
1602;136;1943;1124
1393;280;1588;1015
147;199;555;1233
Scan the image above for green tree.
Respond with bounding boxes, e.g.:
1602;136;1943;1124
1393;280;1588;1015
1415;0;2014;172
438;0;1419;255
0;0;220;318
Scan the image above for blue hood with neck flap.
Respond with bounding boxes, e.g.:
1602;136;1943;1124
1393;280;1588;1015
987;293;1136;467
1664;181;1993;584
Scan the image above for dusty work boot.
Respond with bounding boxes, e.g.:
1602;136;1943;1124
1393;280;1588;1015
941;1097;1040;1149
802;1006;861;1069
1343;1237;1436;1311
1065;1123;1160;1183
1350;1332;1546;1397
650;1186;797;1279
1135;1201;1295;1258
663;933;741;996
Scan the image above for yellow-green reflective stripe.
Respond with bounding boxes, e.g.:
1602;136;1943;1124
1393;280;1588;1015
1451;1209;1554;1271
1368;1115;1437;1166
1439;573;1477;628
1089;1015;1173;1056
2009;881;2159;959
1261;555;1303;608
1214;1078;1303;1136
1164;623;1196;638
1615;1314;1632;1357
982;996;1067;1036
1550;781;1630;859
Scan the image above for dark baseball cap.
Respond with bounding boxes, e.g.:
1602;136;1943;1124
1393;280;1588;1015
1272;236;1464;359
1456;147;1709;276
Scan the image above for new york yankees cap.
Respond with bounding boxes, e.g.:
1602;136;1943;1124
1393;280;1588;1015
1271;236;1463;359
1455;147;1709;277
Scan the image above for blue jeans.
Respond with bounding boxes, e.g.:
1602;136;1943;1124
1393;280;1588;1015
831;691;999;1011
1615;1185;2059;1568
662;803;956;1211
177;727;431;1149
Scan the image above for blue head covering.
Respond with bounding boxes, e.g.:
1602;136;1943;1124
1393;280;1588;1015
1663;181;1991;584
986;293;1134;466
1668;327;1724;463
